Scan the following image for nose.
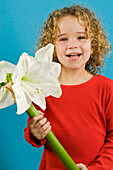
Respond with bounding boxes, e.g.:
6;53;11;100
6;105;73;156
67;38;79;49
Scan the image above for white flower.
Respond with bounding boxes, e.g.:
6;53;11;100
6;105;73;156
12;43;62;114
0;61;16;109
35;43;54;63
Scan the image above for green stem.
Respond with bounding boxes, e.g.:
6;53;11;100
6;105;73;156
0;73;13;88
27;103;79;170
6;73;13;82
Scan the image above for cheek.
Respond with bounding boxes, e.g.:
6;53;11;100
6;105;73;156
83;41;92;54
55;45;64;63
56;43;64;56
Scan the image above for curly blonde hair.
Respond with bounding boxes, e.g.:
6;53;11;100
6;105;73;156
36;5;111;74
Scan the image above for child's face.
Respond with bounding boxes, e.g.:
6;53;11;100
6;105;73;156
55;15;93;71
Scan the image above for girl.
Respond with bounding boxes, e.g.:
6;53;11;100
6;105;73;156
24;5;113;170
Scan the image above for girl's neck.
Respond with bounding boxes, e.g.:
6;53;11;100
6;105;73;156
58;67;93;85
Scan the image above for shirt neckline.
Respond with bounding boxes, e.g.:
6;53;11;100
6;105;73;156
60;75;98;88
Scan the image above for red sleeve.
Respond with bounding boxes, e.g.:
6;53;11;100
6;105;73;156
24;116;46;148
87;82;113;170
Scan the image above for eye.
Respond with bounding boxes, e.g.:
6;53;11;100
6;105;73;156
59;38;68;41
78;36;86;40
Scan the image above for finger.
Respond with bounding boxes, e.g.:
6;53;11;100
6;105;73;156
31;121;51;140
29;114;44;128
40;121;50;132
35;117;47;128
40;124;51;139
76;163;88;170
76;163;84;168
37;110;44;115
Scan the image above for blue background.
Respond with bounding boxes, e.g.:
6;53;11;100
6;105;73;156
0;0;113;169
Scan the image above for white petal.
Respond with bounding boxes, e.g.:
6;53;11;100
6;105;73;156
12;68;25;84
41;86;62;98
33;62;61;83
24;61;45;83
49;62;61;77
12;84;31;114
21;81;46;110
12;54;42;84
35;43;54;63
0;72;6;83
30;63;50;83
30;62;59;84
0;87;15;109
13;54;36;75
26;89;46;110
39;75;62;98
0;61;15;83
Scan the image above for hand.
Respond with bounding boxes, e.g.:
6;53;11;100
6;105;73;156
76;163;88;170
29;111;51;140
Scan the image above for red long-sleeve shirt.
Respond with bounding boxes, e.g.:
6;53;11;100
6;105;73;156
24;75;113;170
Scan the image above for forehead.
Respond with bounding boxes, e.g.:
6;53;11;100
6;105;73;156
57;15;85;34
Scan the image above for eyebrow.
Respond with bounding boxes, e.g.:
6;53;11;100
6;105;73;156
57;33;66;38
57;32;86;37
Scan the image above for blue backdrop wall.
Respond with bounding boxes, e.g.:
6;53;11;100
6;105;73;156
0;0;113;169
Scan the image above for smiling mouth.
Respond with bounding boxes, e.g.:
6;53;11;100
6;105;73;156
66;54;82;58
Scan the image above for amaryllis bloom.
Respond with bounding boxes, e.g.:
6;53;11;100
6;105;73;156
0;44;79;169
12;43;62;114
0;61;16;109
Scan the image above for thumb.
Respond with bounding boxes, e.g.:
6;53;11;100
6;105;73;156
76;163;88;170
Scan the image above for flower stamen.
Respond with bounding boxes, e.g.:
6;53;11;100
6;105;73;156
35;88;43;94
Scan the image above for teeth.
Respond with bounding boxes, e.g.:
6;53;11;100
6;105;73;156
67;54;81;57
70;54;77;56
